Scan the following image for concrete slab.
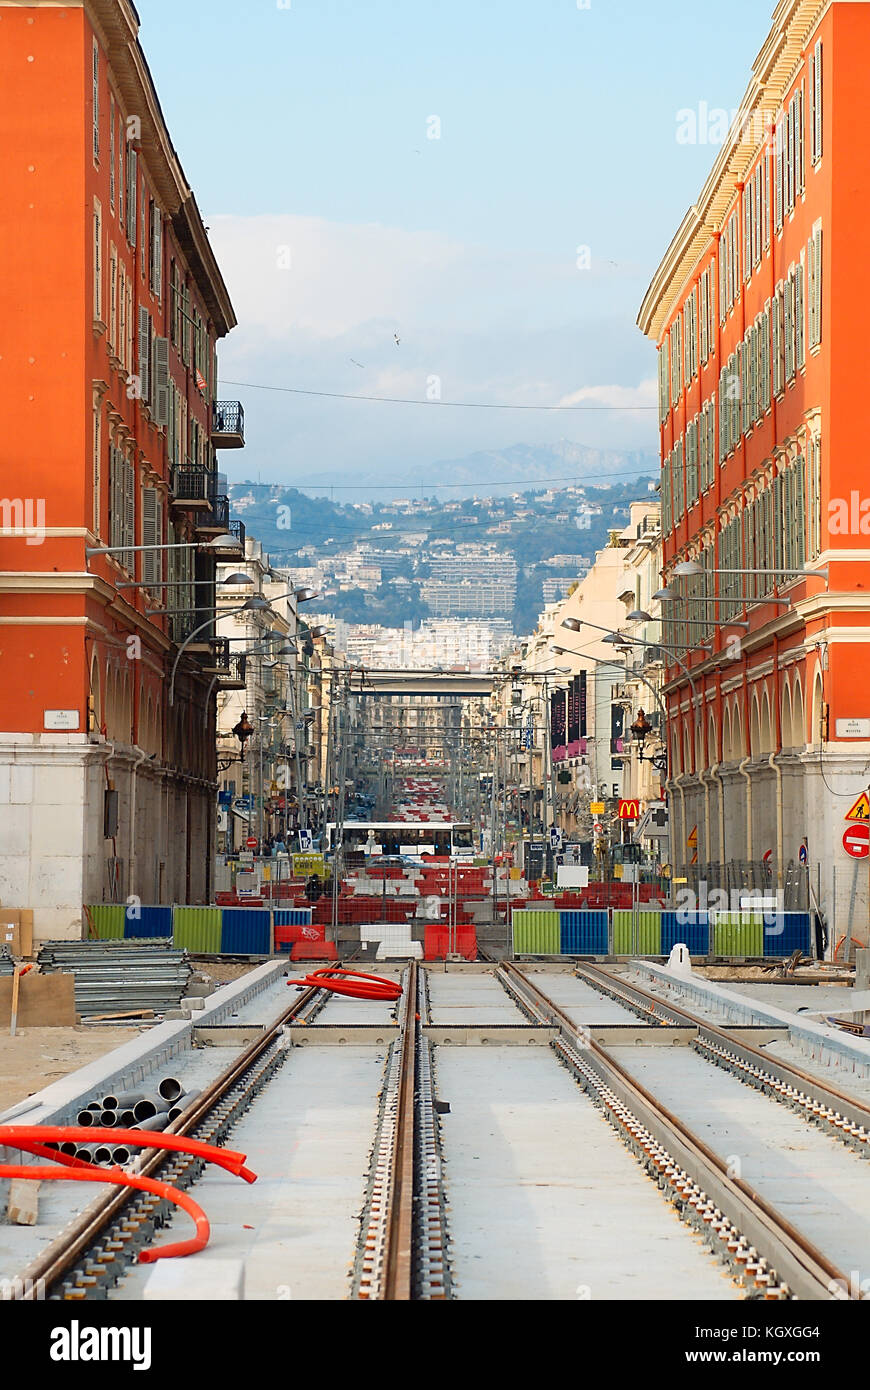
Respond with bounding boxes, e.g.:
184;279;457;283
434;1045;735;1301
144;1258;245;1301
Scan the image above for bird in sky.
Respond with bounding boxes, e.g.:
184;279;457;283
394;333;401;347
349;358;365;368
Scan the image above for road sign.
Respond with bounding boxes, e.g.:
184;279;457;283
298;828;313;852
799;843;808;864
245;836;258;849
590;801;605;814
618;799;640;820
842;823;870;859
549;827;562;849
845;793;870;822
593;822;603;833
687;825;698;848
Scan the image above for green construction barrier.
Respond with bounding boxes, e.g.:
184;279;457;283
512;909;560;954
86;905;125;940
711;911;764;956
612;909;662;955
172;907;222;954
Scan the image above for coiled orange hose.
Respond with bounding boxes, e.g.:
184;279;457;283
288;967;403;1001
0;1163;210;1262
0;1126;257;1184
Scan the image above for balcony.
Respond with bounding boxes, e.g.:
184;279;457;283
195;494;230;537
218;653;247;690
171;464;212;510
170;609;214;649
212;401;245;449
206;518;245;560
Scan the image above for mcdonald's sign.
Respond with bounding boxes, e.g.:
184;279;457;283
618;799;640;820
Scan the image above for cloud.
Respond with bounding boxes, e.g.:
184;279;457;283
557;379;658;409
207;214;658;484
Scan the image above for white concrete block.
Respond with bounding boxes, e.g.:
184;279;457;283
10;765;33;805
31;801;84;858
0;765;11;805
33;763;83;807
376;941;422;961
30;855;83;908
143;1258;245;1301
0;813;32;857
0;856;30;905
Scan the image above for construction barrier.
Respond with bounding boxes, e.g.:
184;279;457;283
511;907;812;958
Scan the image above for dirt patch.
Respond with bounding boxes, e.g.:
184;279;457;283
0;1027;140;1115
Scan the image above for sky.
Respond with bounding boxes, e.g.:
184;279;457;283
137;0;774;497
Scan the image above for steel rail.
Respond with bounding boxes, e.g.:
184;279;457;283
12;979;323;1299
495;961;854;1301
383;960;418;1301
577;963;870;1148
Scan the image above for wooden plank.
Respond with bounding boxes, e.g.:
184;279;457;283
7;1179;41;1226
0;972;76;1027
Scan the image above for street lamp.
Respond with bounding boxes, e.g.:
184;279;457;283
673;559;828;581
168;595;272;705
85;533;242;560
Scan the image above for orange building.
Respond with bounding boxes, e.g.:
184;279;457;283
0;0;246;939
638;0;870;937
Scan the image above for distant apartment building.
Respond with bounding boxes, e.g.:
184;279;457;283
637;0;869;931
0;0;244;936
423;548;517;617
542;578;575;604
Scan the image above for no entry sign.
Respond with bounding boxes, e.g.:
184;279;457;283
842;823;870;860
246;836;258;849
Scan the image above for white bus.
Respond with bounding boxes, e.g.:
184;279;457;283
324;821;475;861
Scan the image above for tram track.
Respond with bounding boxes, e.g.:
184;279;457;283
576;962;870;1157
494;961;858;1301
10;977;330;1300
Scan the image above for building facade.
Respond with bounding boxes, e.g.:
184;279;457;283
0;0;244;937
638;0;870;935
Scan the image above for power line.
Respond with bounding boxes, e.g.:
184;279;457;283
221;379;658;413
231;469;658;494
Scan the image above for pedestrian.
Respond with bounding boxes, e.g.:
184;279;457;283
306;874;322;903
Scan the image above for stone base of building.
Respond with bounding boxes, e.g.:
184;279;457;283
0;733;214;945
668;743;870;947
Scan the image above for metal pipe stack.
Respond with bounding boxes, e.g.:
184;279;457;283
36;940;192;1017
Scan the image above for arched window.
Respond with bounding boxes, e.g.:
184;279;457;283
750;694;761;758
760;689;773;754
781;680;793;749
811;671;824;743
792;678;805;749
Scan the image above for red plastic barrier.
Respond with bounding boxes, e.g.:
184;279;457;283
290;941;339;962
274;923;326;947
423;925;478;961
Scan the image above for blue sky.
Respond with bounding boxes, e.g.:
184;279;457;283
138;0;773;496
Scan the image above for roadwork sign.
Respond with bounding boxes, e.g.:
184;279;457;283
687;825;698;848
844;793;870;822
842;823;870;859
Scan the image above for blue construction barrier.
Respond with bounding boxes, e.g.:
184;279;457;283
560;910;609;955
219;908;271;955
511;907;812;959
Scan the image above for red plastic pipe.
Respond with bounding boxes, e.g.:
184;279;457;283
288;967;403;1001
0;1163;209;1262
0;1127;257;1184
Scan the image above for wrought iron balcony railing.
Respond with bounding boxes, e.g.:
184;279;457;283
212;401;245;448
171;464;212;509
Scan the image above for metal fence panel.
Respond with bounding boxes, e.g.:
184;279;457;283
173;907;222;953
512;910;560;954
612;909;662;955
220;908;271;955
560;910;608;955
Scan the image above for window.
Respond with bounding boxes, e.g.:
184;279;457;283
672;438;684;522
795;259;805;370
811;41;823;164
126;144;137;246
686;419;699;507
661;455;672;533
93;200;103;322
138;306;152;403
683;289;698;382
118;114;125;227
149;202;162;299
109;97;115;209
141;186;148;280
777;86;805;229
808;223;823;349
670;317;682;405
807;437;821;559
92;41;100;162
109;445;135;573
658;344;669;423
92;401;102;536
772;286;784;396
108;244;118;352
707;394;715;480
142;488;164;590
152;337;170;426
